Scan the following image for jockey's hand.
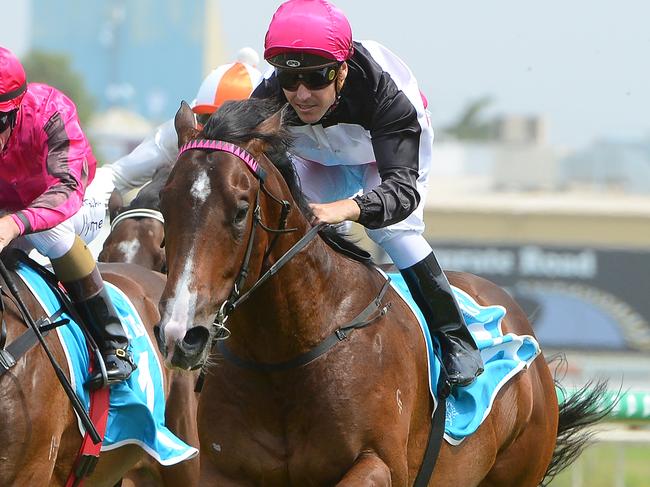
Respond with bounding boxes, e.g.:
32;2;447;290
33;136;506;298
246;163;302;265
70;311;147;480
309;199;360;225
0;215;20;253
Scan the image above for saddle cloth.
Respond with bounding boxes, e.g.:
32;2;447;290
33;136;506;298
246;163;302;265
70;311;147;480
15;262;198;465
385;272;541;445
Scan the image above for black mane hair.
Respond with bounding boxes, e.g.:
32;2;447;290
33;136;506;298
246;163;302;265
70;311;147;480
201;97;372;265
129;163;173;211
202;98;305;213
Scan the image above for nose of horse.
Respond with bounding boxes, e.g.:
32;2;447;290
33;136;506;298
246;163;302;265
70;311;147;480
171;326;211;370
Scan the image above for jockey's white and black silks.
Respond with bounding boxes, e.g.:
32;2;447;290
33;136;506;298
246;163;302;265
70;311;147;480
252;40;433;232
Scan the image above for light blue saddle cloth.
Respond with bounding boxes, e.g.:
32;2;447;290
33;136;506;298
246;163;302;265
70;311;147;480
15;263;198;465
386;272;541;444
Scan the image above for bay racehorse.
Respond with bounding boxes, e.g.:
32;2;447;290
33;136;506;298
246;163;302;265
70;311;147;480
0;258;199;487
155;98;607;486
99;163;172;272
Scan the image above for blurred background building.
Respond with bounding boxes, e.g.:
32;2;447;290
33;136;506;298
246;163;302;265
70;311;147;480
30;0;221;119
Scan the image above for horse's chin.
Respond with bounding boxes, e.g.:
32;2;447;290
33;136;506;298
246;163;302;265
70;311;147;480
169;341;209;370
168;325;212;370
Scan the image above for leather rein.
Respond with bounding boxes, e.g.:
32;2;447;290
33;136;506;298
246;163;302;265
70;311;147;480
176;139;391;389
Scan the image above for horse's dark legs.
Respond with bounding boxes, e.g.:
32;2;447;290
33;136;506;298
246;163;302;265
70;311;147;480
335;453;392;486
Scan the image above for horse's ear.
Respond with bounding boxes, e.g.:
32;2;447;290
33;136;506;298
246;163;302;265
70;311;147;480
108;189;123;222
248;105;286;155
175;101;199;148
254;105;286;137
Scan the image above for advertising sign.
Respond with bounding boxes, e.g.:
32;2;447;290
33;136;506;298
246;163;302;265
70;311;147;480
434;243;650;352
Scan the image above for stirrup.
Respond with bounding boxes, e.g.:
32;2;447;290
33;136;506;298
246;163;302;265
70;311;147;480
85;349;136;390
439;335;484;388
446;367;484;387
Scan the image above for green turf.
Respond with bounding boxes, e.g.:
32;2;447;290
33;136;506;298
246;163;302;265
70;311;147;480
548;443;650;487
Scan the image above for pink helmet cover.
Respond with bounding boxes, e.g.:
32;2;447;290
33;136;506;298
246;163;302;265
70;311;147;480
264;0;353;63
0;46;27;112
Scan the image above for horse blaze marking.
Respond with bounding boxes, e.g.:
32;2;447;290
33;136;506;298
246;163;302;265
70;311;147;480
117;239;140;263
396;389;403;414
191;170;211;204
212;443;221;453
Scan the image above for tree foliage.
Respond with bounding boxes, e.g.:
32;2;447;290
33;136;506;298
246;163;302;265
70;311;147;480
444;95;497;141
21;50;95;125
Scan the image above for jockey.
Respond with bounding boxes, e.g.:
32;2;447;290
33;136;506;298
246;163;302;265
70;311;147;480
0;46;135;389
100;49;263;201
253;0;484;387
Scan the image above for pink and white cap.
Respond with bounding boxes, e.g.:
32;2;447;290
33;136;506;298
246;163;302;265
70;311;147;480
264;0;353;65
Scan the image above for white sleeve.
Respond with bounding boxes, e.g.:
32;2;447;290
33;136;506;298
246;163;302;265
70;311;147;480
91;166;116;207
110;119;179;193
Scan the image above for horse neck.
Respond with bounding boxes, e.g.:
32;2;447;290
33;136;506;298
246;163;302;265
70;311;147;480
230;225;373;362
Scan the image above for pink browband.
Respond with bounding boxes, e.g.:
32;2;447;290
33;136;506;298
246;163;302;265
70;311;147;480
178;139;264;179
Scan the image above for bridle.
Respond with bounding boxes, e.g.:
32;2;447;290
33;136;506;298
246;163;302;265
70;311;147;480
176;139;391;389
176;139;319;338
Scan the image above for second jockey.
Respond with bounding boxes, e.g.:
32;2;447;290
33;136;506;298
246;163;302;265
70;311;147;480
99;51;263;202
0;46;135;389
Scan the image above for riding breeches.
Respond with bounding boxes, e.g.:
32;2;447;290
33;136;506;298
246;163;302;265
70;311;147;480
292;156;433;269
12;177;107;259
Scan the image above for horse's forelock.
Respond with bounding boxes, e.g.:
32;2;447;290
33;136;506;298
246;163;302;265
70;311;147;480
200;98;313;218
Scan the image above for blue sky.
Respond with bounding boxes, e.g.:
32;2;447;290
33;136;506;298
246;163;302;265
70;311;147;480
219;0;649;148
2;0;648;148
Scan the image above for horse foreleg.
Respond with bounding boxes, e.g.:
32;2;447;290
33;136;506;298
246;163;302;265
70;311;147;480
336;452;392;487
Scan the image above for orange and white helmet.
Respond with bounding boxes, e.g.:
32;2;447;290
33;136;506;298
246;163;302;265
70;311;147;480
192;59;262;115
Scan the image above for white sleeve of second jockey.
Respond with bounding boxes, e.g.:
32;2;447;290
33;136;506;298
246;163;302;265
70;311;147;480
110;118;179;193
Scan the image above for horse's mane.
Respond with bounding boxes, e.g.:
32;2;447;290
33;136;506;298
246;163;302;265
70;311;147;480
129;163;173;211
201;98;372;265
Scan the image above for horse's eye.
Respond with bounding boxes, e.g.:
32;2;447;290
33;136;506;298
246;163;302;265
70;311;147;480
234;202;249;224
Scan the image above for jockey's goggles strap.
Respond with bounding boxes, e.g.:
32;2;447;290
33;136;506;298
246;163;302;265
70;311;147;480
0;83;26;103
178;139;266;181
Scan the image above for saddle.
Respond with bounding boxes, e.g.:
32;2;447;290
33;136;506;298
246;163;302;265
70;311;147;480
0;249;103;378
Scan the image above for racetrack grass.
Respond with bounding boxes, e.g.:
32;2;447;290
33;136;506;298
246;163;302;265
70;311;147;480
548;443;650;487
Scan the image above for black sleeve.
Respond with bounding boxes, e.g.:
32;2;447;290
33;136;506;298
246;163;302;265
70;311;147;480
353;78;422;229
353;166;420;229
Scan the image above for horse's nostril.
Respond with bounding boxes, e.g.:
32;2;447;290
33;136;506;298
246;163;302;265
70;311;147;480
182;326;210;353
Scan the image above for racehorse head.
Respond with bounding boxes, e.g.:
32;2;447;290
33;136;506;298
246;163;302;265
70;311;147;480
156;98;310;369
99;164;171;272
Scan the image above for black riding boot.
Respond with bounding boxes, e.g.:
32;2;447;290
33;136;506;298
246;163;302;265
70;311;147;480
400;252;484;387
65;268;136;390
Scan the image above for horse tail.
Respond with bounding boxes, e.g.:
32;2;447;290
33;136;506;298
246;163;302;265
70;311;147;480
540;357;617;486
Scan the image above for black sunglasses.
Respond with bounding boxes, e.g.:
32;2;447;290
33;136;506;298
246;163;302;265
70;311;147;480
276;65;340;92
0;110;17;133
